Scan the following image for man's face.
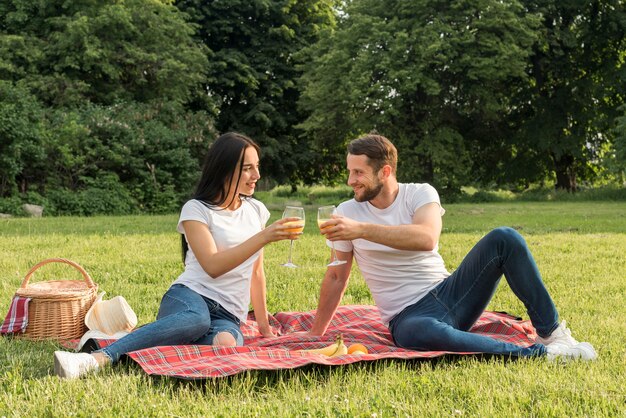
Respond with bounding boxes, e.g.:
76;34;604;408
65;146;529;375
346;154;383;202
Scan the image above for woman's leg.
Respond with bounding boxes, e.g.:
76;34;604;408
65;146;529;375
96;284;212;363
192;299;244;346
438;227;559;337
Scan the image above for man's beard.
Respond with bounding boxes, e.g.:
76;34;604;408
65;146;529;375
354;181;383;202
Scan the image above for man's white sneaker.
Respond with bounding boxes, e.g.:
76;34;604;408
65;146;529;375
54;351;99;379
536;320;579;347
545;342;598;361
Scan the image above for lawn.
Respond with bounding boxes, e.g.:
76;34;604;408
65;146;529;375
0;201;625;417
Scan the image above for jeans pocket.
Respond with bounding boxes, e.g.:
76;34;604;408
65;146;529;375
205;298;219;314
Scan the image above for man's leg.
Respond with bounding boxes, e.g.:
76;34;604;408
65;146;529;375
391;306;545;356
391;227;597;359
438;227;558;337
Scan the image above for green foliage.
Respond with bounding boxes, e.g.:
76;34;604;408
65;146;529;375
0;81;47;197
298;0;542;196
0;99;215;215
177;0;337;185
42;102;215;214
1;0;624;215
612;103;626;177
0;196;23;215
506;0;626;191
0;0;218;215
0;0;210;107
45;174;137;216
458;185;626;204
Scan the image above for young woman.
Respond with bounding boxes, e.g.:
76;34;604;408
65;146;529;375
54;132;301;378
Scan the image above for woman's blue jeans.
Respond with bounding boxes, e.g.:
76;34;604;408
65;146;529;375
97;284;243;363
389;227;558;357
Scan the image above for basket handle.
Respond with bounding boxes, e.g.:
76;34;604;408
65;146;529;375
20;258;96;289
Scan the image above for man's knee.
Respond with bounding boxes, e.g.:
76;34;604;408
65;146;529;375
213;331;237;347
393;316;439;349
488;227;525;248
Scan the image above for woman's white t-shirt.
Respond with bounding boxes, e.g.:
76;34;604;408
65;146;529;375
173;198;270;323
333;183;450;326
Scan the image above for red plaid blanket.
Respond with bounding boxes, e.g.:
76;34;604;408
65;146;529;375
86;305;537;379
0;296;31;335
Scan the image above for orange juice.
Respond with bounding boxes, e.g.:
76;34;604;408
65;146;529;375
284;220;305;234
317;219;331;232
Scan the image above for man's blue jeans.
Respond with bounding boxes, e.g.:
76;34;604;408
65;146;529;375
97;284;243;363
390;227;558;357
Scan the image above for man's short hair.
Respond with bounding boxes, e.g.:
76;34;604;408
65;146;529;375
347;134;398;174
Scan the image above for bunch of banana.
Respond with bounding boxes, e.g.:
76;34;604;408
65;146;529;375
298;334;348;357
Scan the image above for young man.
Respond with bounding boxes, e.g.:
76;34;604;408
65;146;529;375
312;134;596;360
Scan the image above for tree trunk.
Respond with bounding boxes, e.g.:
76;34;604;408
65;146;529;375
551;153;577;192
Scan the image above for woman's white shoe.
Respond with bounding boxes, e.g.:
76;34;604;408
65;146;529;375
54;351;99;379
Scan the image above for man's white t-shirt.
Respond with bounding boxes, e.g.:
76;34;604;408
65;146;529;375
173;198;270;323
333;183;450;326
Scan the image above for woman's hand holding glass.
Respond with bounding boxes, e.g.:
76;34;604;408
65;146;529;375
281;206;305;268
263;216;304;243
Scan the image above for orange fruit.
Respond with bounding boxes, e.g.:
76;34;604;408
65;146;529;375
347;343;368;355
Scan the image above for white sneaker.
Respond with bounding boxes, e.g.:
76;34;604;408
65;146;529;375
546;342;598;361
536;320;579;347
54;351;99;379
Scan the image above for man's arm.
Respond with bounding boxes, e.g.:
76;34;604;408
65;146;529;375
309;250;353;336
321;202;442;252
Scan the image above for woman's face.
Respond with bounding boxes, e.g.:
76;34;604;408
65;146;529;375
231;146;261;197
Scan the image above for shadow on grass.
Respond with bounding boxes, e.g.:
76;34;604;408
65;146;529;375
136;353;529;394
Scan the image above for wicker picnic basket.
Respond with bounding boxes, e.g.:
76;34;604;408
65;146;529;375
15;258;98;341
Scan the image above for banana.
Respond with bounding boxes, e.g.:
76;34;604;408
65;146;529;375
329;339;348;357
298;334;346;357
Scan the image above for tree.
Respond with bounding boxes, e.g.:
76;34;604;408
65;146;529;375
299;0;542;196
0;0;210;107
613;103;626;180
176;0;337;186
511;0;626;191
0;81;46;196
0;0;218;214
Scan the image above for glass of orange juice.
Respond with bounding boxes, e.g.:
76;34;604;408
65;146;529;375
281;206;305;268
317;205;347;267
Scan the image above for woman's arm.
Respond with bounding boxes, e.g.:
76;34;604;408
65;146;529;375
182;217;300;278
250;251;275;337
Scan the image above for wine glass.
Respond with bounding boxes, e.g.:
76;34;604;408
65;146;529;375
281;206;305;268
317;205;347;267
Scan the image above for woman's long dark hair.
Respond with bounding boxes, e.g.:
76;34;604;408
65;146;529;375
181;132;260;263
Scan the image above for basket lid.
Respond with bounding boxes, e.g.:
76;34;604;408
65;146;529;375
16;280;94;297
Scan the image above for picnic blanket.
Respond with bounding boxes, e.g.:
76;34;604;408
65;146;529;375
0;296;31;335
79;305;538;379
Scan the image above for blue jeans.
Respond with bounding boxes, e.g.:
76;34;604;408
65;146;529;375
389;227;558;357
97;284;243;363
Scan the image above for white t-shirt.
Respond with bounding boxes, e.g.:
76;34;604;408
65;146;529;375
333;183;450;326
173;198;270;323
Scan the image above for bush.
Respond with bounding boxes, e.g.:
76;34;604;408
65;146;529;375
46;174;138;216
0;196;25;216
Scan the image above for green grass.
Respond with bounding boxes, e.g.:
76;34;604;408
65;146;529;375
1;202;625;417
